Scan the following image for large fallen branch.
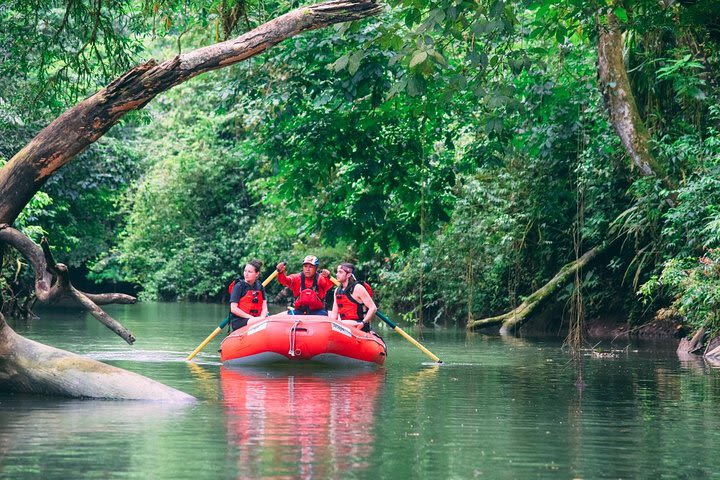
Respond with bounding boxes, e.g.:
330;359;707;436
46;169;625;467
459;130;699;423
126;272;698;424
0;0;382;225
467;244;607;334
0;227;189;399
0;317;194;401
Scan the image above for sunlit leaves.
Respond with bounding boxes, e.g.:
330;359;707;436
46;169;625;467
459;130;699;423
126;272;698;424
409;50;428;67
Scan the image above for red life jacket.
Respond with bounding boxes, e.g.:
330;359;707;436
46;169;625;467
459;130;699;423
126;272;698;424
232;281;265;316
227;278;240;295
293;274;325;311
335;281;373;321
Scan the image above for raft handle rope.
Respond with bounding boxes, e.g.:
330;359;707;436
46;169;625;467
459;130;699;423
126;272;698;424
288;318;301;357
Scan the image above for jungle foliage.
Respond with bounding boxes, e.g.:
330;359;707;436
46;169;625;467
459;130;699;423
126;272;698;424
2;0;720;331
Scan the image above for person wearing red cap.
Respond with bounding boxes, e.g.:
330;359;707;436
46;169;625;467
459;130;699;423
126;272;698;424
276;255;333;315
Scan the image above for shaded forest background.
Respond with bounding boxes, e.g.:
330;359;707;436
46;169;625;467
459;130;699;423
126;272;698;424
2;0;720;332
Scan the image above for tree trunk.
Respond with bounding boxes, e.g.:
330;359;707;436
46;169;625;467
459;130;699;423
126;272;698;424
0;0;381;399
467;244;606;334
471;12;678;337
597;12;667;180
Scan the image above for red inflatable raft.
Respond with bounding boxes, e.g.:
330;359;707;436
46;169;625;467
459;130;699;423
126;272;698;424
219;313;387;367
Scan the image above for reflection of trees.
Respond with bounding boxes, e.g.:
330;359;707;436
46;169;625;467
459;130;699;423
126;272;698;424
221;368;384;479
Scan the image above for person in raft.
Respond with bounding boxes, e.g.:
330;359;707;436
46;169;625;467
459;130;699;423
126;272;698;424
329;262;377;332
229;260;269;331
276;255;333;315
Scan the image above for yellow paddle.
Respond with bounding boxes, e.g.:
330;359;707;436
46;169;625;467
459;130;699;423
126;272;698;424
186;269;279;361
329;276;442;363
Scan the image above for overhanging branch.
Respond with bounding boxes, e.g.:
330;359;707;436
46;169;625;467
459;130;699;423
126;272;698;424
0;0;382;225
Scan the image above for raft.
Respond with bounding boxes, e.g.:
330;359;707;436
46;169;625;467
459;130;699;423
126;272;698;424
219;313;387;367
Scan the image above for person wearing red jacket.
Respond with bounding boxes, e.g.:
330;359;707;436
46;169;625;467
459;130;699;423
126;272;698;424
276;255;332;315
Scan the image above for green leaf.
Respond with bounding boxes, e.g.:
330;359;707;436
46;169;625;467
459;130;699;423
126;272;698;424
332;54;349;72
613;7;628;23
409;50;428;68
348;51;364;75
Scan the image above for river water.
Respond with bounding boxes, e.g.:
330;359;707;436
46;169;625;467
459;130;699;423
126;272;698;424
2;302;720;479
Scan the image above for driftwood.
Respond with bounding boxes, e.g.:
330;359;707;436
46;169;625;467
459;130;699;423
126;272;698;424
0;0;381;399
467;244;606;334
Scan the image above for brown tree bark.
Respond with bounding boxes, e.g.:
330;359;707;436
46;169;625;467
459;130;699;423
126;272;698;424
0;0;381;399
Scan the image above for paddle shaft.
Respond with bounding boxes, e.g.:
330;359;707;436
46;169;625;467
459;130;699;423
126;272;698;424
186;269;279;361
329;276;442;363
375;311;441;363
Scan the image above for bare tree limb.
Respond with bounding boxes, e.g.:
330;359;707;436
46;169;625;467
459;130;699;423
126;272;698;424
0;224;136;344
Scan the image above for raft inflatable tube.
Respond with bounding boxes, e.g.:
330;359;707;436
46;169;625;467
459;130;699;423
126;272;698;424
219;313;387;367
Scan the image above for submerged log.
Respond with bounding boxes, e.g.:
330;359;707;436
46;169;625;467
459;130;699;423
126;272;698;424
467;244;606;334
0;317;193;401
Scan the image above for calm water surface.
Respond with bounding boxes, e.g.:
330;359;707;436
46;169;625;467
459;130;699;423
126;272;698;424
2;302;720;479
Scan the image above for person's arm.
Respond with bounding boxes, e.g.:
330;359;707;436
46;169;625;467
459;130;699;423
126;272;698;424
230;302;253;319
354;285;377;326
329;289;339;321
276;262;292;288
318;274;333;298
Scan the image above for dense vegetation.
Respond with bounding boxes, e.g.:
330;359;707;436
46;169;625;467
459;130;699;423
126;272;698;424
2;0;720;333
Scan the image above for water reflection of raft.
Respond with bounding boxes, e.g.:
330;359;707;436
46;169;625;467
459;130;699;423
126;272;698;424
221;368;384;477
219;313;387;367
